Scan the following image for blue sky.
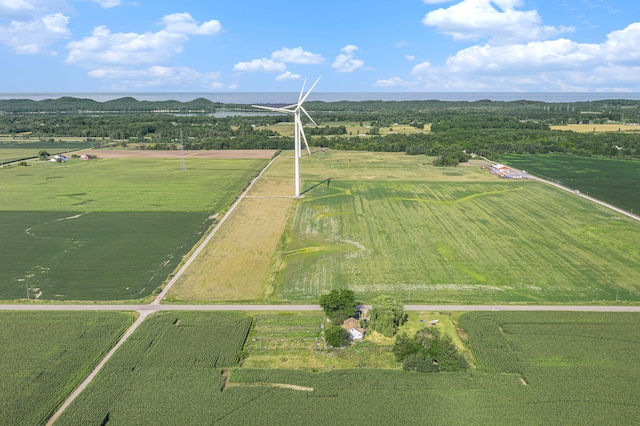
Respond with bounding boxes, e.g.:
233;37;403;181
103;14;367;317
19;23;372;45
0;0;638;92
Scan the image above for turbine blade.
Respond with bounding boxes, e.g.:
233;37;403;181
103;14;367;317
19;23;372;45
298;78;307;104
300;106;318;127
252;104;294;114
299;76;321;105
296;115;311;156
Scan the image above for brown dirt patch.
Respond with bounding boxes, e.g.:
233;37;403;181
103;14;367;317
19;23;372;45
71;149;276;159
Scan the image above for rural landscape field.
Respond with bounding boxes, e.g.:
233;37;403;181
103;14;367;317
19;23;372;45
1;95;639;424
0;151;270;300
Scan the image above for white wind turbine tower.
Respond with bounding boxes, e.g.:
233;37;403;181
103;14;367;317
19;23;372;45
253;77;321;197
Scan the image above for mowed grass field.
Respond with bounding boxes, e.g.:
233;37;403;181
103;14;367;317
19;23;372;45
271;151;640;304
0;156;268;300
501;154;640;213
0;311;133;425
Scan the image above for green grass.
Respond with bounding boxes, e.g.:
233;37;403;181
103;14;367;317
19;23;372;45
56;312;252;425
271;153;640;304
0;157;267;212
0;157;268;300
242;313;397;370
0;311;133;425
501;154;640;213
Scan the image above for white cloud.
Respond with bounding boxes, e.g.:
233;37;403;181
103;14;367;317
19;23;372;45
405;54;415;61
271;46;324;64
67;13;221;67
233;46;323;82
374;77;413;87
276;70;301;81
161;12;222;36
65;12;223;89
408;22;640;92
411;61;432;75
0;1;71;54
233;58;287;72
423;0;573;44
0;11;69;54
332;44;364;72
67;25;187;66
88;65;222;88
93;0;121;8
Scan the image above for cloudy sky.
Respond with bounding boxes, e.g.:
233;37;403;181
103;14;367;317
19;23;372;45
0;0;638;92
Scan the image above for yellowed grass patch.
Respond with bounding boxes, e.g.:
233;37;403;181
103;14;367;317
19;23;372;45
168;156;296;302
169;196;293;302
551;123;640;133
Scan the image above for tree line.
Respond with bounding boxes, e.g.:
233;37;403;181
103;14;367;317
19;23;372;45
1;98;639;161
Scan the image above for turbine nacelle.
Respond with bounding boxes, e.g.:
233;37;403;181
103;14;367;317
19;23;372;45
252;76;321;197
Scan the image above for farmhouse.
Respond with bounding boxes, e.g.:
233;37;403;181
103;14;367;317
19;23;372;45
489;163;528;179
342;317;365;340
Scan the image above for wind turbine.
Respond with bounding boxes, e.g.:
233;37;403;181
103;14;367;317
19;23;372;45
253;76;321;197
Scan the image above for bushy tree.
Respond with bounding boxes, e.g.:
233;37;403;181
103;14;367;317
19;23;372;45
324;324;351;348
394;326;467;373
368;295;406;337
319;289;356;324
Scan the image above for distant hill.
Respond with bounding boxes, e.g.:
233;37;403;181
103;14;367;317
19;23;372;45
0;97;225;114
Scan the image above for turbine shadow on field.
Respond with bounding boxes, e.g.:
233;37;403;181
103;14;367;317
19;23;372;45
300;178;332;196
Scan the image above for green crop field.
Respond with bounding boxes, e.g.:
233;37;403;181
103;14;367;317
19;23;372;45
56;312;252;425
53;310;640;425
0;311;133;425
501;154;640;213
0;157;267;300
271;151;640;304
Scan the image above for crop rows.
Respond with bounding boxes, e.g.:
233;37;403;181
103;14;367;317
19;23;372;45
56;312;252;425
501;154;640;213
0;311;133;425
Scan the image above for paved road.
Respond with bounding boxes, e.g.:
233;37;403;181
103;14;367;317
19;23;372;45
3;304;640;312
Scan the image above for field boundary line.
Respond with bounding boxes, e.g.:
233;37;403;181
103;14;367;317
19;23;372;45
46;309;155;426
151;153;282;305
2;304;640;312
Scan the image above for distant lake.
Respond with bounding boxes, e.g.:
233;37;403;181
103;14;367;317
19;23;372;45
1;92;640;103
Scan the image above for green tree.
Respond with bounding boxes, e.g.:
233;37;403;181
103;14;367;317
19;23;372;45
319;289;356;324
368;295;406;337
38;150;50;161
324;324;351;348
